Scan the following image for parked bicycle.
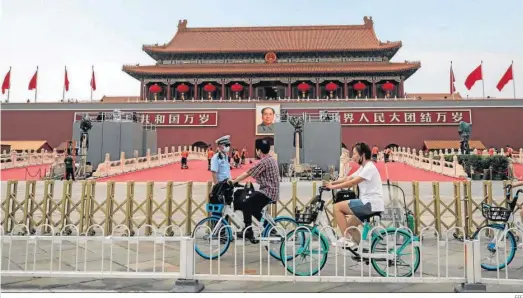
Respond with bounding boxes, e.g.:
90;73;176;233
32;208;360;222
473;184;522;271
192;181;299;261
279;186;421;277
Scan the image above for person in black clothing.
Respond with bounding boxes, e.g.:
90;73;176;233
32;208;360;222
64;154;75;181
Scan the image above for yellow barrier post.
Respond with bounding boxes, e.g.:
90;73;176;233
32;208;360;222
462;181;473;239
432;182;442;237
126;181;135;235
2;180;15;232
412;181;421;235
291;181;298;216
483;180;493;230
59;180;76;234
83;180;96;235
104;181;115;235
145;181;154;236
453;181;463;239
185;181;193;235
43;180;55;233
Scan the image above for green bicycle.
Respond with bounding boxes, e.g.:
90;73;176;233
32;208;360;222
279;186;421;277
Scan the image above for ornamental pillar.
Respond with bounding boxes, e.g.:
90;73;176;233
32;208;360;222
287;82;291;99
194;80;198;100
166;79;171;100
140;79;144;101
372;80;377;98
221;82;225;100
399;78;405;98
315;80;320;98
343;79;348;99
249;79;253;99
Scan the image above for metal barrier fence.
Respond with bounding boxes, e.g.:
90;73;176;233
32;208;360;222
1;224;522;292
1;180;521;240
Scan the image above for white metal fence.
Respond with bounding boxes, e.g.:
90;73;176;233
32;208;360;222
1;224;522;291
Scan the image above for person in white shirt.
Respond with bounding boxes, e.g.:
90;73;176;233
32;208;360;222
325;142;385;249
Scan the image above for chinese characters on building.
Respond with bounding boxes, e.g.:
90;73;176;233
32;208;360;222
138;112;218;126
338;110;472;126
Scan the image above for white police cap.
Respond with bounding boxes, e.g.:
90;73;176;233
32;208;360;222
215;135;231;145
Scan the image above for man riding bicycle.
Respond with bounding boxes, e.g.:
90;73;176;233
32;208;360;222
325;142;385;250
229;138;279;243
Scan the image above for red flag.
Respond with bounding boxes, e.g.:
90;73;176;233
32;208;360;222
450;63;456;94
28;69;38;90
464;64;482;90
496;64;514;91
1;69;10;94
64;67;70;91
90;68;96;91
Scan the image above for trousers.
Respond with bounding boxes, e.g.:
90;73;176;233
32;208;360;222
238;191;271;234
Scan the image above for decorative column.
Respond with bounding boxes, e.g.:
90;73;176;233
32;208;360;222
372;79;377;98
221;81;225;100
249;79;253;99
343;79;348;99
399;78;405;98
287;82;291;99
166;79;171;100
140;79;144;101
315;80;320;98
193;80;198;100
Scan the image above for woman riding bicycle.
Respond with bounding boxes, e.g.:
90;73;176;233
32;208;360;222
325;142;385;250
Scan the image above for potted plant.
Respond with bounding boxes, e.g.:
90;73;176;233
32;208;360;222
490;155;508;180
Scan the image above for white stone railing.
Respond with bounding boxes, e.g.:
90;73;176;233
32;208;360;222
0;149;61;170
92;145;207;178
391;147;467;178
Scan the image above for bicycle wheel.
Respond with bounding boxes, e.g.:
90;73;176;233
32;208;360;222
261;216;301;261
279;228;329;276
192;216;233;260
371;229;420;277
472;224;517;271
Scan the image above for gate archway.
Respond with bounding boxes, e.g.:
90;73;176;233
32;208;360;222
192;141;209;150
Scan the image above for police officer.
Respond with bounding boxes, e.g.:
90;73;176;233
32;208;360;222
210;135;232;184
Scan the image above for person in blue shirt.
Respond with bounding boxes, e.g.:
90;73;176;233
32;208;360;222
210;135;232;184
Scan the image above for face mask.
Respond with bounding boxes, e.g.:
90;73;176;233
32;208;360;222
222;146;230;153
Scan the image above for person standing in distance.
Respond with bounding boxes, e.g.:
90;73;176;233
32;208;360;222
210;135;232;184
64;153;75;181
257;107;275;134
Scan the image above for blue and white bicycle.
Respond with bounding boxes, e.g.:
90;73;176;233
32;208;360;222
473;184;522;271
192;181;299;261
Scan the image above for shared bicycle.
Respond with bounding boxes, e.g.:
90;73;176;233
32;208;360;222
473;184;522;271
192;181;299;261
279;186;421;277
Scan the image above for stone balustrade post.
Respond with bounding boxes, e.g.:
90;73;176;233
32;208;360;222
429;151;434;171
104;153;111;176
10;150;17;167
120;152;125;173
440;154;445;173
183;145;187;152
418;150;423;167
177;145;182;152
499;148;504;156
452;155;458;177
146;148;151;167
520;149;523;163
157;148;162;164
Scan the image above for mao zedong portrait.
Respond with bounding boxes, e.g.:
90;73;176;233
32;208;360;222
257;107;276;134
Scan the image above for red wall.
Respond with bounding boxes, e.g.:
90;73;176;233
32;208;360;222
1;107;522;154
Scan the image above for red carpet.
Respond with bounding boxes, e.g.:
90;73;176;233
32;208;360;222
0;164;52;181
514;164;523;180
347;161;463;182
97;160;255;183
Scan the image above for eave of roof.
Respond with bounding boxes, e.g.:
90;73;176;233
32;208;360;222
142;17;402;54
122;62;421;77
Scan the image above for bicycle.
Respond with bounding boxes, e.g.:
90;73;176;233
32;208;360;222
472;184;522;271
192;181;299;261
279;186;421;277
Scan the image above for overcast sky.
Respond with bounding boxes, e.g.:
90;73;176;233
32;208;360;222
1;0;522;102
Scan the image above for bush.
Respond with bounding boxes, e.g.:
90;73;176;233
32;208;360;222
456;154;508;177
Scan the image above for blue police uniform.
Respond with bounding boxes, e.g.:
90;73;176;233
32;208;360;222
210;135;231;182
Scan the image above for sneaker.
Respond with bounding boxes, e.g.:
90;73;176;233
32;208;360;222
332;237;357;249
518;242;523;249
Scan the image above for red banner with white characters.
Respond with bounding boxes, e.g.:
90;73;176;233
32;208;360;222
336;110;472;126
138;111;218;126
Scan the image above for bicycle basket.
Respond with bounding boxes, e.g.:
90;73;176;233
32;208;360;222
481;203;511;222
294;198;321;224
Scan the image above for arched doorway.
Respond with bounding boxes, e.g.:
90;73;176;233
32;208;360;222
192;141;209;150
385;143;399;149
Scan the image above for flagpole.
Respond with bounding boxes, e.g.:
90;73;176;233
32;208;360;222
7;66;11;102
480;61;485;99
63;66;66;102
90;65;93;102
451;61;455;100
35;66;38;103
512;61;516;99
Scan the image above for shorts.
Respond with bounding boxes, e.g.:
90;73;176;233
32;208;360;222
348;199;374;222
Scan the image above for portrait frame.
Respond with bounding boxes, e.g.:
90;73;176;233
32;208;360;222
255;103;281;136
